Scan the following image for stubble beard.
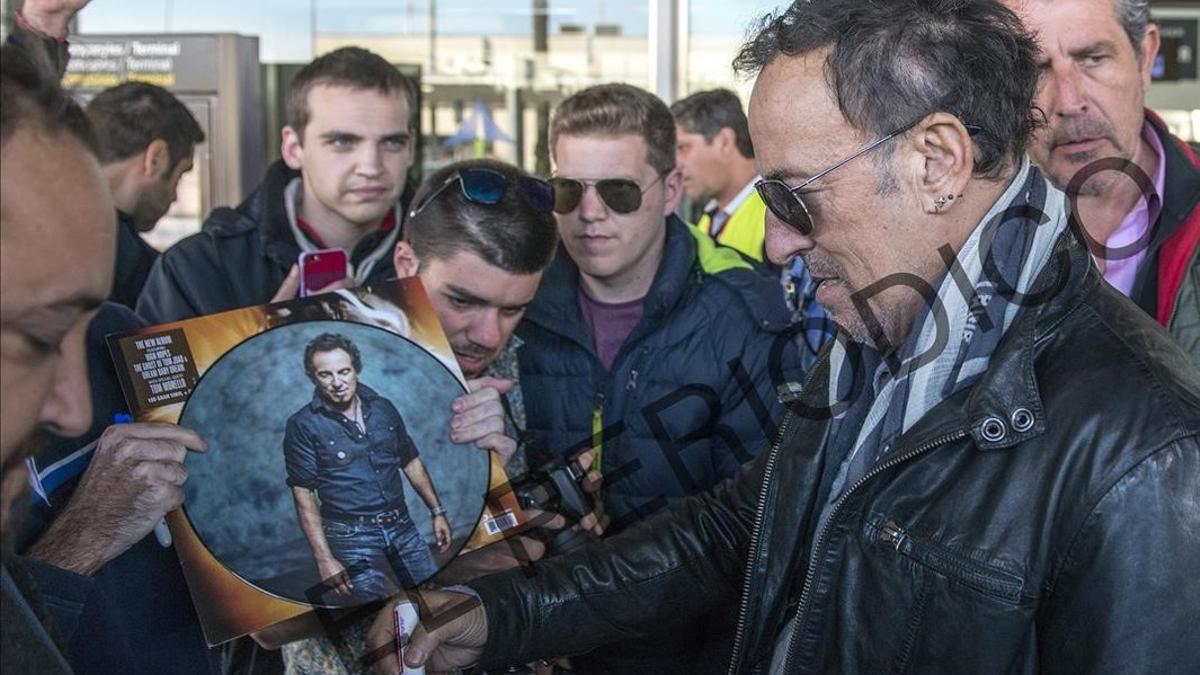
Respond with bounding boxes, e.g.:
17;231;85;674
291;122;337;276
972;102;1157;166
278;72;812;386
1045;116;1131;197
0;431;45;558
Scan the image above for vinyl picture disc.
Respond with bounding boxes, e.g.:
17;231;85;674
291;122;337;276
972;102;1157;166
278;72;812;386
179;320;488;609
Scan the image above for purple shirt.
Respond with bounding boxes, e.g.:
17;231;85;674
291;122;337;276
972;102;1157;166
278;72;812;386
578;286;645;372
1100;121;1166;296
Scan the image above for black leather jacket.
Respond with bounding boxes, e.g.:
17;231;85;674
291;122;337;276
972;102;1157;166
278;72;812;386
468;227;1200;674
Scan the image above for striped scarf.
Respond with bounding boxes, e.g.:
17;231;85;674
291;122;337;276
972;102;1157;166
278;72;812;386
822;159;1069;509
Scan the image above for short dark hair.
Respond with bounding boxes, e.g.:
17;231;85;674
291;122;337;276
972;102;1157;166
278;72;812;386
85;82;205;167
734;0;1039;178
0;42;97;156
406;158;557;276
287;47;418;139
304;333;362;380
551;83;676;175
670;89;754;159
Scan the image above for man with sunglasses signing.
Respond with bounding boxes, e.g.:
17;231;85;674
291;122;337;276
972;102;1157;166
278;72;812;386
513;83;805;674
369;1;1198;674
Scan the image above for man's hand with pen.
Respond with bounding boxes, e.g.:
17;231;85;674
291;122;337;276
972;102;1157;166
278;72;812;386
25;422;206;576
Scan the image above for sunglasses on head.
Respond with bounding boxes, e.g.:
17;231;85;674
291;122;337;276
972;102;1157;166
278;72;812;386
548;172;666;215
756;120;983;236
408;167;554;220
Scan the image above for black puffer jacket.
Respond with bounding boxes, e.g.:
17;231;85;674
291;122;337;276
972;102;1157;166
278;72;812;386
468;226;1200;673
136;161;400;323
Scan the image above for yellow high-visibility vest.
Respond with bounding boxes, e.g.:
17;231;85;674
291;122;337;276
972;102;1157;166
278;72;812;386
696;190;767;262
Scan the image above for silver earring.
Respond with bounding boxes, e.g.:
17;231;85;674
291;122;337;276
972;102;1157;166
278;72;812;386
933;193;961;212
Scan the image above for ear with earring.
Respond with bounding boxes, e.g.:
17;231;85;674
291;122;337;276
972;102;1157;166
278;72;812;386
934;193;963;212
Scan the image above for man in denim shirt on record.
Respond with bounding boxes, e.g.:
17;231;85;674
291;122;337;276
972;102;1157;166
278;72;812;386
284;333;451;605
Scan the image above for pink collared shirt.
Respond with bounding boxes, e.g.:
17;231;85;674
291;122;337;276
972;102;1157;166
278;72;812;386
1100;121;1166;296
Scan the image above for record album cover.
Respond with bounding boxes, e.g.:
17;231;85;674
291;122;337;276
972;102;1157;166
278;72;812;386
107;279;530;645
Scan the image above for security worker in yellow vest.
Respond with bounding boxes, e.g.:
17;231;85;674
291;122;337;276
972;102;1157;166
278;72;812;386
672;89;767;261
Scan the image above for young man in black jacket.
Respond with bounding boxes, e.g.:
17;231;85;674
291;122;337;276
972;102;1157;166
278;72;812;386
137;47;417;323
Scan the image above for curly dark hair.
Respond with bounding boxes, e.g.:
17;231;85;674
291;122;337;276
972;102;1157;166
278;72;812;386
734;0;1040;179
303;333;363;381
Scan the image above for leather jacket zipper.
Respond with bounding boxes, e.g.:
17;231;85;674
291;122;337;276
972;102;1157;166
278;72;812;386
875;520;1023;602
778;428;969;673
727;411;796;675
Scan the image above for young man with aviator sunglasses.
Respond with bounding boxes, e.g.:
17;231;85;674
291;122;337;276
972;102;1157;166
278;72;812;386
513;83;807;674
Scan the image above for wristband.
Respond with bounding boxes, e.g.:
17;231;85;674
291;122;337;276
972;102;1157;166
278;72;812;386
430;504;447;517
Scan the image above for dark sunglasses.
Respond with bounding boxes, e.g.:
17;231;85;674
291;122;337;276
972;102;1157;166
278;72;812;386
549;173;666;215
408;167;554;220
756;121;983;235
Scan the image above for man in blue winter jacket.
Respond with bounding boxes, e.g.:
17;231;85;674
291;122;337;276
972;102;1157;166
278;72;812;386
516;82;807;674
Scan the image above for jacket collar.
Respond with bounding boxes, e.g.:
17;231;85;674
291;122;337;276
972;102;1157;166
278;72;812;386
280;177;402;284
745;206;1102;673
961;226;1099;450
214;159;406;279
786;195;1100;454
228;159;304;270
522;214;698;343
1144;109;1200;252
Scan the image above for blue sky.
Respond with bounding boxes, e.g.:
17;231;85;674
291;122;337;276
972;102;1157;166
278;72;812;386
78;0;782;61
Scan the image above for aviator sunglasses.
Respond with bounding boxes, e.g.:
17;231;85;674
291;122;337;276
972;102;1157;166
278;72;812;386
408;167;554;219
756;120;982;235
548;172;666;215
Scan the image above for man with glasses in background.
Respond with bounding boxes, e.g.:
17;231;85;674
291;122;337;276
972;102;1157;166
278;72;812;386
512;83;804;674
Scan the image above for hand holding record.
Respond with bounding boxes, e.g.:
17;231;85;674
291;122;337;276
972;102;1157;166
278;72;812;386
450;377;518;466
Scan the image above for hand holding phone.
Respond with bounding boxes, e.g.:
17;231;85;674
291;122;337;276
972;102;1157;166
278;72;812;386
298;248;349;298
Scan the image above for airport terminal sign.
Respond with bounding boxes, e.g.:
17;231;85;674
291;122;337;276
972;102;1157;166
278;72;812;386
64;35;220;92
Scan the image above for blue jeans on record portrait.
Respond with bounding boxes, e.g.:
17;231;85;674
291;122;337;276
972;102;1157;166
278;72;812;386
322;514;439;604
